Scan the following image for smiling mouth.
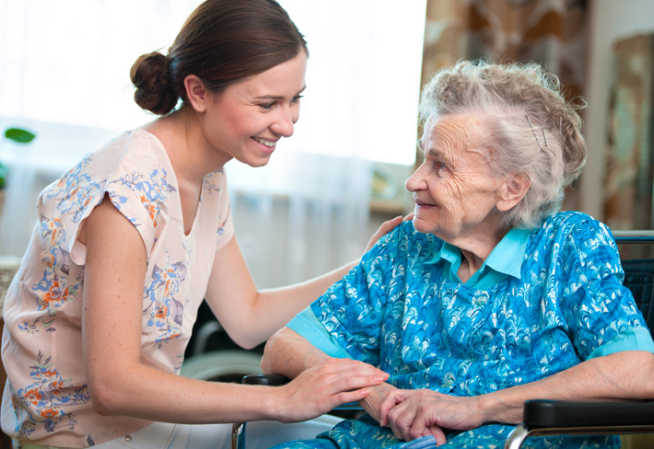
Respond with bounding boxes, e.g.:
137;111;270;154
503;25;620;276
252;137;277;148
414;199;436;207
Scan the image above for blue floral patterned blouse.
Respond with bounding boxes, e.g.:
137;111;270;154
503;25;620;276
278;212;654;449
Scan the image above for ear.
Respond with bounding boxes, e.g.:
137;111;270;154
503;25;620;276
497;172;530;212
184;75;210;113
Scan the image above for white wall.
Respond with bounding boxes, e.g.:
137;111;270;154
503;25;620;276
582;0;654;221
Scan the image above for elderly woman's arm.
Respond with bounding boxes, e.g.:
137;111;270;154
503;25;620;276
261;328;329;378
381;350;654;443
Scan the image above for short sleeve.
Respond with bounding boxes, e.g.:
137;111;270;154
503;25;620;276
66;165;167;265
560;218;654;360
588;327;654;358
287;307;352;359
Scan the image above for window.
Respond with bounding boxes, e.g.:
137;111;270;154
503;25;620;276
0;0;425;166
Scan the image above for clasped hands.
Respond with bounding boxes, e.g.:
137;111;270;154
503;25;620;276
359;383;485;446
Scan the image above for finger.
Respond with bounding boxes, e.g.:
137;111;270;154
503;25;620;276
407;405;429;440
387;401;416;441
379;391;407;426
334;362;389;384
364;216;404;252
402;212;414;221
333;387;371;406
389;421;405;442
316;359;388;382
330;373;387;394
387;215;404;225
387;398;412;425
429;426;447;446
380;216;404;232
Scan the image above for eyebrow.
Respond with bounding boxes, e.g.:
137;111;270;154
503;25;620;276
253;86;306;101
425;146;453;166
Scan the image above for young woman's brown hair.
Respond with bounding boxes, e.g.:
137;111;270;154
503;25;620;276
131;0;308;115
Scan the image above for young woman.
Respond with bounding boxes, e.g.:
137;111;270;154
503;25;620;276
1;1;396;448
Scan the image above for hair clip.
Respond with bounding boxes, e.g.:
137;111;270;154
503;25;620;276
525;113;547;151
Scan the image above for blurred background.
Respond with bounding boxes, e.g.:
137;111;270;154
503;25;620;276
1;0;654;388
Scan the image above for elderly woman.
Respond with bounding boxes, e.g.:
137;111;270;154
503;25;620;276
260;60;654;449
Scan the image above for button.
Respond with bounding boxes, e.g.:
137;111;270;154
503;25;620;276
124;435;132;442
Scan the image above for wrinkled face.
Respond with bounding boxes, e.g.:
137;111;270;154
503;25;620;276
202;51;307;167
405;113;506;243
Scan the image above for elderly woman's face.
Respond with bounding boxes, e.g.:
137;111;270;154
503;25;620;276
405;113;506;242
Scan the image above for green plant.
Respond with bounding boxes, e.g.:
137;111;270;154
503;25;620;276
0;128;36;189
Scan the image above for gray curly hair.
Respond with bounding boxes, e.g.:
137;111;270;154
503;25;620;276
419;60;587;229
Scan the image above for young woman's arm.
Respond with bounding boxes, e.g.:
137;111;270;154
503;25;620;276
205;215;406;349
82;196;387;423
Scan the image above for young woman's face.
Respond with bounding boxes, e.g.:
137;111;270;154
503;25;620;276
201;51;307;167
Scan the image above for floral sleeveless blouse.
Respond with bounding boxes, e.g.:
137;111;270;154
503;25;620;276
1;129;234;447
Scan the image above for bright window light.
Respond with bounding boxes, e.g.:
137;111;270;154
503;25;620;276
0;0;425;166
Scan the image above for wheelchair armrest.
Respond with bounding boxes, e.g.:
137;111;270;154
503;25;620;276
524;399;654;428
242;373;290;386
505;399;654;449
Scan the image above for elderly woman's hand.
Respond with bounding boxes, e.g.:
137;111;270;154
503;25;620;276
357;382;400;424
379;389;485;444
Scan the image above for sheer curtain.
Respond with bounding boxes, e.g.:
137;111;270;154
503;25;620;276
0;0;425;287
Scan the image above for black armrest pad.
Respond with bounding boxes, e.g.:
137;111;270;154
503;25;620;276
242;374;290;386
524;399;654;428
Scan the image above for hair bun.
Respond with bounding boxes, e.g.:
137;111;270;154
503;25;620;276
130;52;178;115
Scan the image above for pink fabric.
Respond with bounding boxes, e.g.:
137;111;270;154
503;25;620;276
1;129;234;447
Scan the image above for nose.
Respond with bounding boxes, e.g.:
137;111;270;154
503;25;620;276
405;163;426;193
271;105;297;138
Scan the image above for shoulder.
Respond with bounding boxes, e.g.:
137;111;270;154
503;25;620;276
531;211;619;271
360;221;443;279
532;211;612;246
370;220;441;256
103;129;177;209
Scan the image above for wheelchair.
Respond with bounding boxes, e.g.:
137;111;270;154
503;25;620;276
504;231;654;449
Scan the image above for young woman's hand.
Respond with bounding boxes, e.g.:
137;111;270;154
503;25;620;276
273;358;389;423
364;213;413;254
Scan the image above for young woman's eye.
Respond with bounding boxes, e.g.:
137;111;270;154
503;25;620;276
259;102;275;110
291;94;304;104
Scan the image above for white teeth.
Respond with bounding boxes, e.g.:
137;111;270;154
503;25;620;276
254;137;276;148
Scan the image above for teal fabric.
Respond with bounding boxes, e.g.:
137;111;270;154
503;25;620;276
588;326;654;359
425;227;531;289
287;308;352;360
275;212;654;449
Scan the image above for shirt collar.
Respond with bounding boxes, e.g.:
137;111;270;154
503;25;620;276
484;228;532;279
425;227;531;279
